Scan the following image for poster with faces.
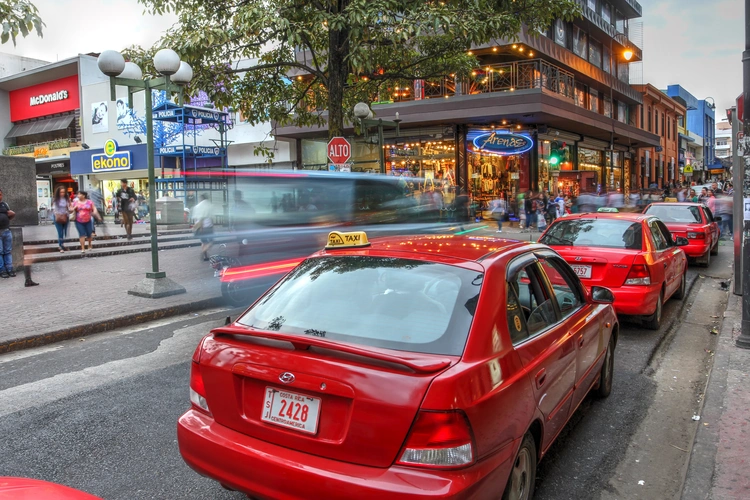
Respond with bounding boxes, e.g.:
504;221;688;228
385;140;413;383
91;101;109;134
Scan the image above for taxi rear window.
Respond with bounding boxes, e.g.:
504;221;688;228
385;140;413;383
237;256;483;356
540;219;643;250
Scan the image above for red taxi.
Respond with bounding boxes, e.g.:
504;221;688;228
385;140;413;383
642;202;719;267
0;477;100;499
178;231;618;499
539;213;688;330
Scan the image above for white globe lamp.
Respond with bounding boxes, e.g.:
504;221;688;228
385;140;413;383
97;50;126;77
353;102;371;119
119;62;143;80
153;49;181;76
171;62;193;85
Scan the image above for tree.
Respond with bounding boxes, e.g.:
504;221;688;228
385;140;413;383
135;0;579;139
0;0;43;45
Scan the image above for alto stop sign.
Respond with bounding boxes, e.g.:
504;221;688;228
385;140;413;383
327;137;351;164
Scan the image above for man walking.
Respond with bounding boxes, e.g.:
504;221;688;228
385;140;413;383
0;188;16;278
116;179;136;240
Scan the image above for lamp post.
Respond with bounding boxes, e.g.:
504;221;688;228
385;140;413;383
353;102;401;173
97;49;193;298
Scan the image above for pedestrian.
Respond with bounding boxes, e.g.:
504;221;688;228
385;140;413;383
71;191;100;255
706;190;716;214
115;179;136;240
192;193;215;261
490;195;506;233
0;188;17;279
524;191;534;230
52;186;71;253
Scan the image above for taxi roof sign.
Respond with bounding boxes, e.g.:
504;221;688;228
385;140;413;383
597;207;619;213
325;231;370;249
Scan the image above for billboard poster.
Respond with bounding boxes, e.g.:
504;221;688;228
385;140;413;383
91;101;109;134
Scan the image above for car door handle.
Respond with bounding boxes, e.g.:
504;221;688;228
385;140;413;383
535;369;546;389
664;262;668;268
578;336;584;348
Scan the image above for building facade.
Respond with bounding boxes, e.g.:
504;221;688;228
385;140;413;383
631;85;685;189
275;0;658;216
0;55;293;212
0;52;48;78
715;119;732;167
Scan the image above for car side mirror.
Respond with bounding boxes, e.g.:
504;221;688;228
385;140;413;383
591;286;615;304
675;236;689;247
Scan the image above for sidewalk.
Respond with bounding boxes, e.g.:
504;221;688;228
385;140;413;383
682;292;750;500
0;245;222;353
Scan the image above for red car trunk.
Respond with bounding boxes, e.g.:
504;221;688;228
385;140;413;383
549;246;640;288
197;327;455;468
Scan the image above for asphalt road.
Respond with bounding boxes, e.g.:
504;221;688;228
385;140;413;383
0;242;733;500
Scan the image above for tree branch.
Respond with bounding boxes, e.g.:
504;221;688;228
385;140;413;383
229;61;327;83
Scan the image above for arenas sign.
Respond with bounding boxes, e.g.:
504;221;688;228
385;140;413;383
91;139;131;172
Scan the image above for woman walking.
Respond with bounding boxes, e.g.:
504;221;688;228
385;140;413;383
52;186;71;253
71;191;100;254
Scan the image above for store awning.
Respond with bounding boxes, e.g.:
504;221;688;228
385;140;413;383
5;115;74;139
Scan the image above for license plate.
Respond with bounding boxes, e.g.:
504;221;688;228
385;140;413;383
571;265;592;279
261;387;321;435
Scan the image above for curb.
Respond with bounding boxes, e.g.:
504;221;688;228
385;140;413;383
0;296;226;355
28;241;204;263
680;292;738;500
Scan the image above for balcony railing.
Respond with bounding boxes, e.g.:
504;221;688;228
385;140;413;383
2;138;74;157
377;59;575;104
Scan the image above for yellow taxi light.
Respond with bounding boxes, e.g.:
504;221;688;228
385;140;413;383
325;231;371;249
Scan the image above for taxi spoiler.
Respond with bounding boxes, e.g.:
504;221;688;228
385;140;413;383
212;325;454;374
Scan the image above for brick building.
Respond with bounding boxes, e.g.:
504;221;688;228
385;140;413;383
632;84;686;189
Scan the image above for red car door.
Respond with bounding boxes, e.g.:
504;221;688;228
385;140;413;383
646;218;672;294
654;219;685;297
507;255;576;452
537;253;603;410
702;207;719;248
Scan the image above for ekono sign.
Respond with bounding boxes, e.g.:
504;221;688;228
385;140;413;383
91;139;132;172
468;130;534;156
9;75;80;122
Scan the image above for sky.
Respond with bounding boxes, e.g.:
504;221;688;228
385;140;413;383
2;0;745;121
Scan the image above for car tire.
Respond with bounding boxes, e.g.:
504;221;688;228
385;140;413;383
672;271;687;301
643;290;664;331
710;239;719;256
595;336;615;399
701;248;711;268
502;433;537;500
221;282;249;308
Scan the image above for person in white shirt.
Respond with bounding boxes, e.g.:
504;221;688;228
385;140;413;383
192;193;214;261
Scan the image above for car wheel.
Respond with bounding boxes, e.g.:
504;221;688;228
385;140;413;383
502;433;537;500
596;335;615;398
700;248;711;268
643;290;664;331
221;282;250;308
710;239;719;256
672;271;687;301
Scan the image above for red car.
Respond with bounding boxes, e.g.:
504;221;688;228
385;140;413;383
178;231;619;499
539;213;689;330
0;478;100;500
642;202;719;267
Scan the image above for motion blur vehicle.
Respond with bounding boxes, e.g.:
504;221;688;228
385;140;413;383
642;202;719;267
539;213;688;330
178;231;619;500
0;477;100;499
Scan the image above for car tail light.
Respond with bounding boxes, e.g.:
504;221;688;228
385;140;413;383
625;264;651;285
189;361;211;415
397;411;475;468
687;232;706;239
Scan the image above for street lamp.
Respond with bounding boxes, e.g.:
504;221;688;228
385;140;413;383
353;102;401;173
98;48;193;298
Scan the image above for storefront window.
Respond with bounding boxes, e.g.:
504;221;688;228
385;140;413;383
605;152;622;192
467;128;532;218
386;139;456;188
578;148;603;193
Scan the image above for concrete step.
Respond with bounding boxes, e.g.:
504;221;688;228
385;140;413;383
25;234;199;254
24;228;194;246
27;240;204;263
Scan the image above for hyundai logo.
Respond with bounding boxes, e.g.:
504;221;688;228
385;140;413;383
575;256;582;261
279;372;295;384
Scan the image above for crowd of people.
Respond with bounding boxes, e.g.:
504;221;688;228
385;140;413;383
486;180;735;239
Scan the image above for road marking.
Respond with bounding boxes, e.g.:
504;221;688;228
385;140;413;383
0;319;223;419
